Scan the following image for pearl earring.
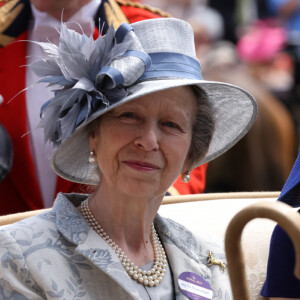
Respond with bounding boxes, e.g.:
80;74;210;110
88;151;97;164
181;171;190;183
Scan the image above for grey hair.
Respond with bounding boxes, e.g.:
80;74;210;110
188;86;215;165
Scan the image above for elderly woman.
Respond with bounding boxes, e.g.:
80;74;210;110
0;18;256;299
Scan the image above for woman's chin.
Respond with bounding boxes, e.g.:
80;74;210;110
117;177;167;199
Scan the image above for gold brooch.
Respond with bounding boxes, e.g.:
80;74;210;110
207;250;227;272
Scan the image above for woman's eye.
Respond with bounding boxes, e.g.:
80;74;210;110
121;112;136;119
118;112;140;124
164;121;180;129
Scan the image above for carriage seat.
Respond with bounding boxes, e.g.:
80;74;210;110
159;191;282;300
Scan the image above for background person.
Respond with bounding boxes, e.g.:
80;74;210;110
0;18;257;298
261;152;300;299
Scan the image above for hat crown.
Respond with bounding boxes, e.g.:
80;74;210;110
131;18;197;59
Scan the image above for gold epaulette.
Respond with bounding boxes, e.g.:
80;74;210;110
116;0;171;18
0;0;24;46
104;0;129;29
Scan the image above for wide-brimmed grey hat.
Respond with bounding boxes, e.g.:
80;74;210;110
32;18;257;185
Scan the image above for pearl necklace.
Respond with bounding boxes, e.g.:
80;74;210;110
80;199;167;287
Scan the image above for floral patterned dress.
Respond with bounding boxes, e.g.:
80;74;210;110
0;193;232;299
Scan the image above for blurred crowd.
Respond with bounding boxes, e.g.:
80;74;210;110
143;0;300;192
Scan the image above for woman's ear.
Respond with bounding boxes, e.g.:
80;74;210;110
181;157;192;175
88;132;98;152
181;159;192;183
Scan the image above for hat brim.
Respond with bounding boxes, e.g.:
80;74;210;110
52;78;257;185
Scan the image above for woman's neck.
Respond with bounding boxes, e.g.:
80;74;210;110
88;185;164;266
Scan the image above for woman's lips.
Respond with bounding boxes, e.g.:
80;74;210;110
123;160;160;171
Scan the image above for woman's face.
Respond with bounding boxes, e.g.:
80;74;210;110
89;87;197;199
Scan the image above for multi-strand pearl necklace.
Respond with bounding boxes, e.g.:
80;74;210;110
80;199;167;287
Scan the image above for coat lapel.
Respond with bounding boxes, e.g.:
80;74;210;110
54;194;146;299
164;243;212;299
155;215;232;300
75;231;143;299
155;215;212;299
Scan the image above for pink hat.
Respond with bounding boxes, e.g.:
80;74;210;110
237;20;287;63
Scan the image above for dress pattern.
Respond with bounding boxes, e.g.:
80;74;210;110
0;193;232;299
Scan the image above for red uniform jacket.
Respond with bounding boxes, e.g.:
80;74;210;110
0;0;207;214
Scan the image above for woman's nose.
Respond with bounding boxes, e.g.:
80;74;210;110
134;124;159;152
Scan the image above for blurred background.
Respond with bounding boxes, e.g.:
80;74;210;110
143;0;299;192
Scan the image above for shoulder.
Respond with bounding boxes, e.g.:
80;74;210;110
0;209;57;248
0;0;31;47
116;0;171;17
0;193;89;248
155;215;201;259
115;0;171;23
155;215;232;299
155;215;226;264
0;212;55;299
0;193;82;250
261;221;300;297
269;209;300;254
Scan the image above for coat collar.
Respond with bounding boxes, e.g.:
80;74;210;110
278;152;300;207
53;193;213;299
155;215;212;298
53;193;151;299
54;193;90;244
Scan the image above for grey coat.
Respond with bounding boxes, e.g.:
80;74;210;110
0;193;232;299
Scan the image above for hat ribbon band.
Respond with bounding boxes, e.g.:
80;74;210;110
96;50;151;89
123;50;152;70
115;22;133;43
140;52;203;81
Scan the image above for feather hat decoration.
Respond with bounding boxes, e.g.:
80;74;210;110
30;18;257;185
31;21;150;146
